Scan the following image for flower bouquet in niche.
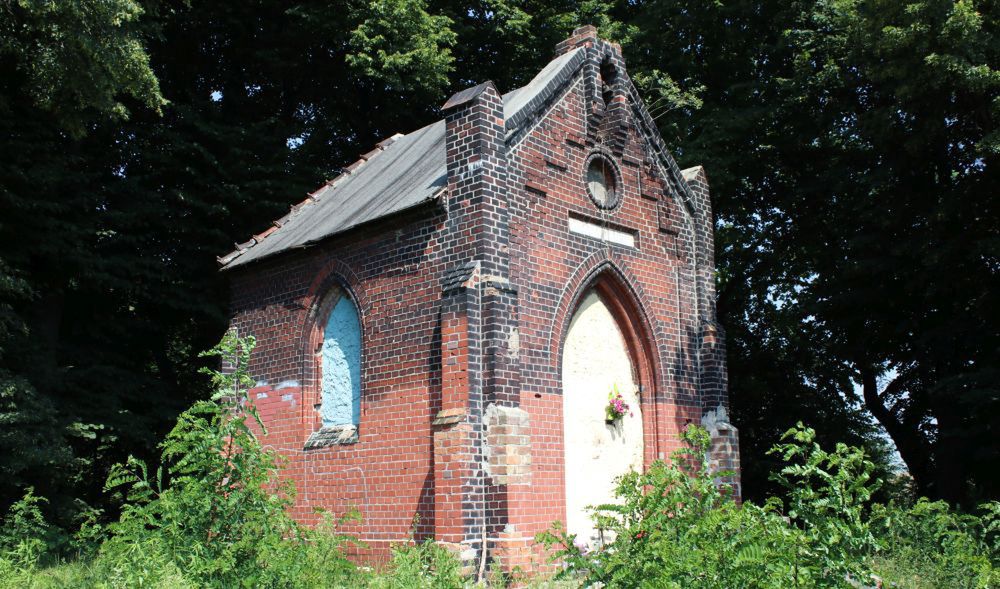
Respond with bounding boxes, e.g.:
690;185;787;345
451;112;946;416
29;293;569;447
605;384;631;424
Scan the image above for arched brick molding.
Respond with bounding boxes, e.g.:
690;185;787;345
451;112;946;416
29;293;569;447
297;258;369;432
548;253;660;381
549;252;664;463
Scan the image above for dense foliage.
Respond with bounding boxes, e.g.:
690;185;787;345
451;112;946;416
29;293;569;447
0;333;469;588
1;341;995;587
541;424;1000;588
0;0;996;527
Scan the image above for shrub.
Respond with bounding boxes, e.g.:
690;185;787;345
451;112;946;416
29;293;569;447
539;424;805;588
367;541;465;589
87;331;313;587
3;333;996;587
871;499;999;588
0;488;51;588
766;424;879;585
539;423;998;588
0;332;467;588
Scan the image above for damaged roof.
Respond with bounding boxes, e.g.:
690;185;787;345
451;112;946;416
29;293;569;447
221;48;586;269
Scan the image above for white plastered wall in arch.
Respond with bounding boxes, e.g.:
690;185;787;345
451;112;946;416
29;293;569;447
561;290;644;546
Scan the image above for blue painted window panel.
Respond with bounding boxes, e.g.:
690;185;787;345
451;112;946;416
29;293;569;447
321;295;361;426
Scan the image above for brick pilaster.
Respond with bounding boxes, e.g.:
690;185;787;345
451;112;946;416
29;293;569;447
436;81;520;568
442;81;509;277
685;165;741;501
683;166;727;410
433;271;482;552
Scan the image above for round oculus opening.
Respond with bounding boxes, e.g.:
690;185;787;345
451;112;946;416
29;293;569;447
586;154;619;208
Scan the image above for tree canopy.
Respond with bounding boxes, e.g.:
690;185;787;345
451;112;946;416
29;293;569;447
0;0;996;524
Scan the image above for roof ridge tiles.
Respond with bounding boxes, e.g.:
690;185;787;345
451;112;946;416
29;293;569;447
290;196;314;212
377;133;404;149
272;212;292;228
253;225;278;242
217;131;408;267
343;158;365;174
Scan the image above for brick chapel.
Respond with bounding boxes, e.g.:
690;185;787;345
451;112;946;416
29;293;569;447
220;26;740;571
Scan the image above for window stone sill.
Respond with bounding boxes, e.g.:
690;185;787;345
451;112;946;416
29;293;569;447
304;424;358;449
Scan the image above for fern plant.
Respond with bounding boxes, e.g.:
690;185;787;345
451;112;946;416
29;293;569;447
766;423;880;586
96;331;318;587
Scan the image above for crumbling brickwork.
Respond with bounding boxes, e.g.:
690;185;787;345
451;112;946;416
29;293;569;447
484;404;531;485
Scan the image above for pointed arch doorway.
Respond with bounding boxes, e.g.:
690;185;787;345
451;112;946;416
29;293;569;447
561;280;652;546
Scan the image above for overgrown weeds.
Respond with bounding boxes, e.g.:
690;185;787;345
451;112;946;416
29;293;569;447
0;333;467;588
540;423;999;588
1;333;996;587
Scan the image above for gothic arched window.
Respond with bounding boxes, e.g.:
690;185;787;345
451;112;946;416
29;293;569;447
320;289;361;427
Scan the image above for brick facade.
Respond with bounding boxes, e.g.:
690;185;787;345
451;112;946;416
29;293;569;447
225;26;739;573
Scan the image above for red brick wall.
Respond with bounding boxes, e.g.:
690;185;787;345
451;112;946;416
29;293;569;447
226;30;735;572
228;210;448;558
499;59;708;570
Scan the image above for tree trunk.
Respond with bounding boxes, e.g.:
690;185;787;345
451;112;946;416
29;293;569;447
932;401;967;506
859;366;934;498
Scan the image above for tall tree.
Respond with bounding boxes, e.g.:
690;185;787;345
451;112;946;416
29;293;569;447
0;0;168;518
621;0;998;505
0;0;459;522
777;0;999;504
1;0;994;522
